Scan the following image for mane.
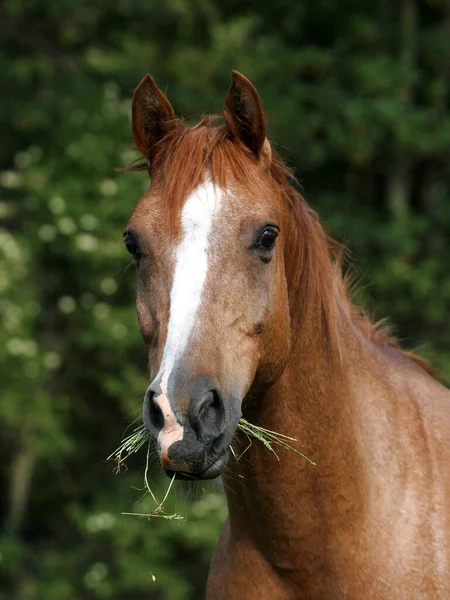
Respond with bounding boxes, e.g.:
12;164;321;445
124;116;434;375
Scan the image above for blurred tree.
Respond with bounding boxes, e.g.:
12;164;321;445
0;0;449;598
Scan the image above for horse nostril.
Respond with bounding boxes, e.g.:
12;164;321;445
144;388;164;433
200;390;221;419
191;389;225;440
149;396;164;430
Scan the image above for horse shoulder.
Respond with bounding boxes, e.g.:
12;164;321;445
364;345;450;593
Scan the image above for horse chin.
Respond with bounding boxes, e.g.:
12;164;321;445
164;448;230;481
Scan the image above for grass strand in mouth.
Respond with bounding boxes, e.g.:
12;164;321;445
107;423;148;473
235;418;316;465
108;418;315;474
108;418;315;519
120;442;184;521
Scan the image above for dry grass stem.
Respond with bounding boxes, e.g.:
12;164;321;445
109;418;315;472
121;443;184;521
109;416;315;520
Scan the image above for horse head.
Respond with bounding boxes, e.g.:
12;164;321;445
125;72;295;479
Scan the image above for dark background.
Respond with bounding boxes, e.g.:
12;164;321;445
1;1;449;598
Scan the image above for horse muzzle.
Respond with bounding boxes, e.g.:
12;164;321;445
143;374;240;479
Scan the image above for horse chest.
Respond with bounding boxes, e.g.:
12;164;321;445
208;516;450;600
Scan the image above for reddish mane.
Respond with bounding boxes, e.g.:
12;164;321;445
125;117;433;375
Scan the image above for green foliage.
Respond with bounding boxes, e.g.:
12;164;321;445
1;0;449;598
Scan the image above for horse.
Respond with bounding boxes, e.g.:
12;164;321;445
123;71;450;599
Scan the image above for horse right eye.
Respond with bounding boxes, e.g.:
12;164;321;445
123;231;141;259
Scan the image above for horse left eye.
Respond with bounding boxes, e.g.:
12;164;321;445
258;228;278;251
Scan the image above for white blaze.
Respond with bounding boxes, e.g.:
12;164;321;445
154;181;222;461
164;181;222;366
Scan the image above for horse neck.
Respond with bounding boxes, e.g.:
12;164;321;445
224;245;372;556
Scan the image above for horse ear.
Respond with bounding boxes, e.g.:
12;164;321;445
132;74;177;165
223;71;270;163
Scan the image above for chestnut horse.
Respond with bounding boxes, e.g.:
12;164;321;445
123;71;450;598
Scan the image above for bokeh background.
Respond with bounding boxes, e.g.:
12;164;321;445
1;1;449;598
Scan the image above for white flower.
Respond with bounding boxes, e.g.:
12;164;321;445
58;217;77;235
99;179;117;196
76;234;98;252
39;224;57;242
58;296;76;314
48;196;66;214
100;278;117;295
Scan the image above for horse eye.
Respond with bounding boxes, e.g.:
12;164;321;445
257;228;278;251
124;232;140;258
